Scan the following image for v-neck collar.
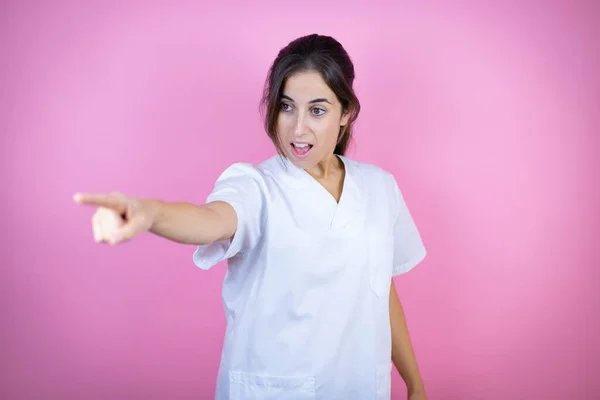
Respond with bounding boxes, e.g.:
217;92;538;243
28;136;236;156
273;154;364;232
301;155;347;205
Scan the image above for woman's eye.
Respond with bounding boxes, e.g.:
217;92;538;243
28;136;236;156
280;103;291;112
312;107;325;116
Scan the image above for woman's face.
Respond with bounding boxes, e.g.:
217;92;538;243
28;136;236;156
276;71;350;169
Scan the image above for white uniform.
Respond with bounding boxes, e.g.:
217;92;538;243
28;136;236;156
193;154;426;400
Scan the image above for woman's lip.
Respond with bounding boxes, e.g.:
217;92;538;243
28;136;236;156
290;142;313;158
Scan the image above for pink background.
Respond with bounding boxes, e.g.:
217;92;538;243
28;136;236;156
2;1;599;399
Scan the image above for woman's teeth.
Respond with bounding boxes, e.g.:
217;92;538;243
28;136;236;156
291;142;312;157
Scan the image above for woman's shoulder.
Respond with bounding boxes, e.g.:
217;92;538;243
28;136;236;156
343;157;405;213
212;155;287;190
342;156;396;186
214;161;264;181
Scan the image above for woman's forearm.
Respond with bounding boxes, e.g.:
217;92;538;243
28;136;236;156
389;282;426;395
146;199;237;245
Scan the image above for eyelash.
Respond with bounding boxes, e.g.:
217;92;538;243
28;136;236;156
280;103;325;116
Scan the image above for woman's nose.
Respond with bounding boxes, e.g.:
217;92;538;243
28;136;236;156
293;114;308;137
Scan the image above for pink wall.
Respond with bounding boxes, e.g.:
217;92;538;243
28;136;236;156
2;1;599;399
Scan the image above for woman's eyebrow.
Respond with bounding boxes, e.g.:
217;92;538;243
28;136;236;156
281;94;332;105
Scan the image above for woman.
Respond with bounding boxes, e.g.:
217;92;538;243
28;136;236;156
74;33;428;400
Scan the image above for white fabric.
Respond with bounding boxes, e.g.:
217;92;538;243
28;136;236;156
193;155;426;400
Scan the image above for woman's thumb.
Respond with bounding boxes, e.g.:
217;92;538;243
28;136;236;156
110;215;147;244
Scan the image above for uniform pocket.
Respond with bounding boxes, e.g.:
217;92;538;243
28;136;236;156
229;370;316;400
369;234;394;298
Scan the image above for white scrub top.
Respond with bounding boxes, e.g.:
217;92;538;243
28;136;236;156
193;154;426;400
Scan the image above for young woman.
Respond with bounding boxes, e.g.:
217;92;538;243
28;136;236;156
74;33;428;400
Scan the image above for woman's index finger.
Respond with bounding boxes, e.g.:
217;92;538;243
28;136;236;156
73;192;126;211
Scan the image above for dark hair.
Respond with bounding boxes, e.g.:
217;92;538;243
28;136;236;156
260;34;361;156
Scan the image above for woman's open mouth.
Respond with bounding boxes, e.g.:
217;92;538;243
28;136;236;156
291;142;313;158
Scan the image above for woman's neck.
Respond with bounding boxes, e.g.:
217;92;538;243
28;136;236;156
305;153;343;181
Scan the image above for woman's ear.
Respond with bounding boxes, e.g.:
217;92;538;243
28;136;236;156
337;125;348;144
340;108;351;127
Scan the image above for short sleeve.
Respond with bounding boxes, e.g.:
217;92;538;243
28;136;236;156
390;176;427;276
192;163;266;270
